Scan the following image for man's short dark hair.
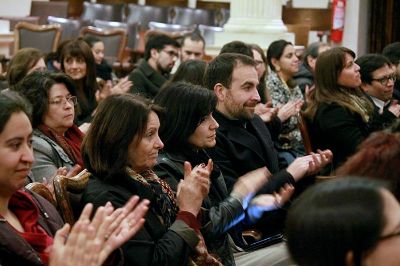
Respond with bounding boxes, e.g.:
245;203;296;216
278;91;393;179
204;53;255;91
144;34;180;60
219;41;253;57
382;42;400;65
355;54;392;84
181;31;205;48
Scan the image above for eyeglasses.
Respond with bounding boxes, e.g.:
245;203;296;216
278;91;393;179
161;49;179;58
378;230;400;242
49;96;78;107
371;74;397;86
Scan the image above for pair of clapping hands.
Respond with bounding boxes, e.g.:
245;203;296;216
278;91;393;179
255;100;304;123
48;196;149;266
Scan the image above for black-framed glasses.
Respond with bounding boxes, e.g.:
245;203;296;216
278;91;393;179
49;96;78;107
371;74;397;86
378;230;400;242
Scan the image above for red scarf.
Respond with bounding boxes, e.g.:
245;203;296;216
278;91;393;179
38;124;84;166
7;191;53;266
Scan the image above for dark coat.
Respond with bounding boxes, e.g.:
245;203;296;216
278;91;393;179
81;172;199;266
293;63;314;95
0;190;64;266
155;150;245;266
209;111;295;195
309;102;377;169
128;59;168;98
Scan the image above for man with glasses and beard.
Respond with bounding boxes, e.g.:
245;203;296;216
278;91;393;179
129;34;180;98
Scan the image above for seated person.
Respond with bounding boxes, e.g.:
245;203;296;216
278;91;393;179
128;34;180;99
83;35;132;97
304;47;389;169
382;42;400;100
168;59;207;86
286;177;400;266
14;71;83;182
356;53;400;128
336;131;400;200
81;94;218;265
154;81;294;266
6;48;46;88
0;91;149;266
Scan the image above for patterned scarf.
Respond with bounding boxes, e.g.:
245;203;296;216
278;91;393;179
38;124;84;166
126;167;222;266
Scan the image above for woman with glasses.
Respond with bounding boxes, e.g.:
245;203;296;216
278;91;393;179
14;71;83;183
304;47;386;170
286;177;400;266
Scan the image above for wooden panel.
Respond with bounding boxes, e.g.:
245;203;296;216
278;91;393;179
30;1;68;24
369;0;400;53
146;0;186;7
282;6;332;31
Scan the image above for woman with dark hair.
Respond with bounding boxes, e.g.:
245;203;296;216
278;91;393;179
6;48;46;88
154;82;294;266
169;59;207;86
304;47;378;169
336;131;400;200
266;40;305;163
81;93;218;265
286;177;400;266
14;71;83;182
0;91;149;266
60;39;98;125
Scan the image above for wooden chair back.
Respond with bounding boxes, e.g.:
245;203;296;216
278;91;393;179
297;112;313;154
53;169;90;225
14;22;61;54
25;182;57;207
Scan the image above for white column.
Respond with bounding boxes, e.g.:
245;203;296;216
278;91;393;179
188;0;197;9
210;0;294;55
224;0;287;33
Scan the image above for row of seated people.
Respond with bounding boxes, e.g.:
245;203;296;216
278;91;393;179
0;29;400;265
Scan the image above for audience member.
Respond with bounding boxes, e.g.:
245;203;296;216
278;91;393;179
168;59;207;86
83;36;132;102
6;48;46;88
356;53;400;127
0;90;149;266
286;177;400;266
83;35;113;82
266;40;305;162
293;42;330;94
304;47;385;169
382;42;400;100
14;71;83;182
180;31;205;62
81;93;217;265
336;131;400;200
60;39;98;125
154;81;294;266
204;52;332;195
250;44;269;103
128;34;180;98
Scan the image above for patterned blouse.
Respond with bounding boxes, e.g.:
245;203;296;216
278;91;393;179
267;71;304;150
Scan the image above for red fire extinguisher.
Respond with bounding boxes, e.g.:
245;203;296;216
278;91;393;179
331;0;346;43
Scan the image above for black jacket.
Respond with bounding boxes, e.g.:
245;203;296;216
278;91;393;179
209;110;295;195
155;150;246;266
81;172;199;266
128;59;168;99
309;102;383;169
